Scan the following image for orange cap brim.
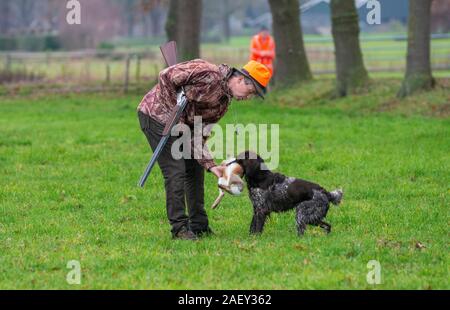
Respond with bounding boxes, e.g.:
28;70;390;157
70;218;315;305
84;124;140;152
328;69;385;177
233;68;265;99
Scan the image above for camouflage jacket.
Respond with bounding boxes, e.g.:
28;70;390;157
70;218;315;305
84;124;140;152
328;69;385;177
138;59;233;170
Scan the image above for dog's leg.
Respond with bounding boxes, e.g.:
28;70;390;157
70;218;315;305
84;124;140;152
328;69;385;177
211;189;225;209
295;207;307;236
250;211;268;234
250;215;257;233
319;221;331;234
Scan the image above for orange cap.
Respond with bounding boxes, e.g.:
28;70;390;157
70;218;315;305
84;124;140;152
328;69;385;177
235;60;272;99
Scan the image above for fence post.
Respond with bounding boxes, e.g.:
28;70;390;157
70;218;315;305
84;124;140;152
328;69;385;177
136;55;141;83
5;54;11;72
106;63;111;85
85;59;91;82
124;54;130;93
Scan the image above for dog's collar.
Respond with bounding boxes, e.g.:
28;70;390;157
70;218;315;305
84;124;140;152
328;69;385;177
225;158;238;166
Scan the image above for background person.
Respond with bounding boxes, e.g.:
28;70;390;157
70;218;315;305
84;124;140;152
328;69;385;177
250;25;276;76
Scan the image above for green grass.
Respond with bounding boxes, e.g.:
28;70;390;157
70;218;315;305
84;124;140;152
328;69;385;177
0;78;449;289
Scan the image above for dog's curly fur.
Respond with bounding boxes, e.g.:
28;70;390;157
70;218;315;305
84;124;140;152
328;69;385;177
236;151;343;236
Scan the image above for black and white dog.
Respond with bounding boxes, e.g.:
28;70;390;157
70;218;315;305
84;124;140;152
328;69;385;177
235;151;343;236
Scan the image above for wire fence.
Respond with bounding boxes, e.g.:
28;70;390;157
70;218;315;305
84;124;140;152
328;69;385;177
1;36;449;92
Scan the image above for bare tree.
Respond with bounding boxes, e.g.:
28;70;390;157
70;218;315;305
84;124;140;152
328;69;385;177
5;0;36;33
149;6;163;36
268;0;312;86
15;0;36;31
0;0;12;35
141;0;164;37
221;0;244;42
431;0;450;33
59;0;122;49
330;0;369;97
177;0;202;61
45;0;61;34
122;0;139;37
398;0;435;97
165;0;179;42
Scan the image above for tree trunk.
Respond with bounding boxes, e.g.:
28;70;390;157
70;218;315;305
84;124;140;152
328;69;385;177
142;14;149;38
0;0;11;35
165;0;179;42
268;0;312;86
124;0;136;37
222;0;231;43
398;0;435;98
127;14;135;37
330;0;369;97
150;6;162;37
21;0;35;29
177;0;202;61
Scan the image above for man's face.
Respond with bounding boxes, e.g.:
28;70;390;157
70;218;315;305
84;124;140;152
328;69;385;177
230;76;257;101
260;30;269;39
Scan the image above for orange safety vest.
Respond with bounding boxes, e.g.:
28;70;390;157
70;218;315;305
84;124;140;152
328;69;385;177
250;34;275;74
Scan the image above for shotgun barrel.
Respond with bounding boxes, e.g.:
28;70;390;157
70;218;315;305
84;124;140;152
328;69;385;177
138;89;187;187
138;41;191;188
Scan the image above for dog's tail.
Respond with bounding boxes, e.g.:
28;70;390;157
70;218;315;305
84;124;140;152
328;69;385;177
327;189;343;205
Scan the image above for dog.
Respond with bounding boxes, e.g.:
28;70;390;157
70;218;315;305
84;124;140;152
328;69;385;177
210;158;245;209
235;151;343;236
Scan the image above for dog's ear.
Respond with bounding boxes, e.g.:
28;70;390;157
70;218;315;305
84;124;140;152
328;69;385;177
236;151;249;171
236;150;262;177
237;150;249;161
244;159;260;177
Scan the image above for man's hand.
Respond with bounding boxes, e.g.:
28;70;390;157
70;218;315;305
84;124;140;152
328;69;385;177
209;166;225;179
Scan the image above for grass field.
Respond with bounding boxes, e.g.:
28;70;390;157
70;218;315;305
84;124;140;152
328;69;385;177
0;78;449;289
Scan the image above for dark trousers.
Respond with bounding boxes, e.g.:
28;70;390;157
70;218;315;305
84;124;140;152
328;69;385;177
138;111;208;235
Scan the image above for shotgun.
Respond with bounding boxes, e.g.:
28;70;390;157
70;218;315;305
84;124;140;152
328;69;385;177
138;41;189;187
